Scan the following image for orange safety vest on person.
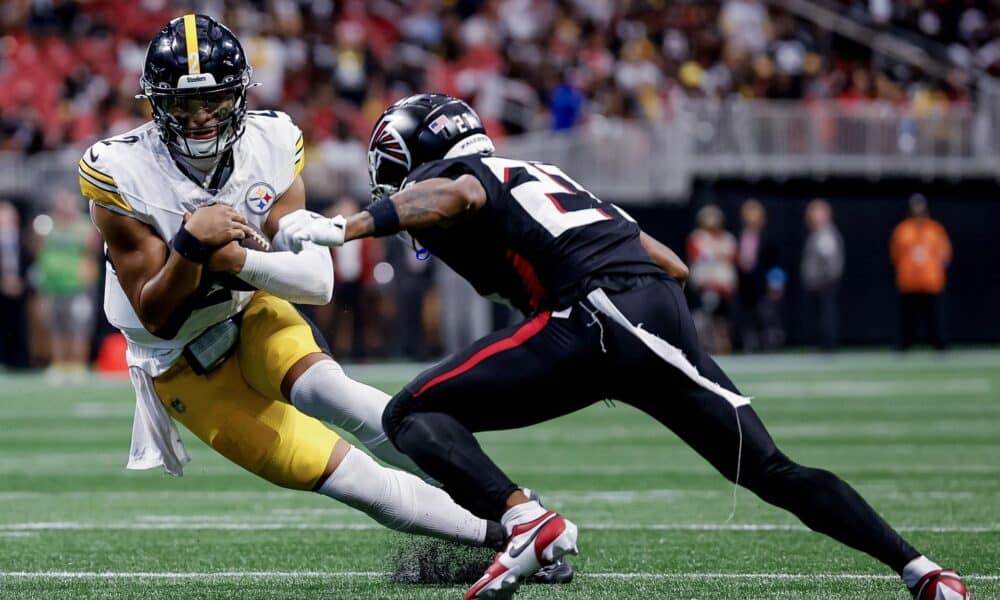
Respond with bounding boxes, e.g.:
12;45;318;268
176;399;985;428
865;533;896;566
890;217;952;294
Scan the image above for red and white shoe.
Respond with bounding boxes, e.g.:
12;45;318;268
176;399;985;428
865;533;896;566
464;510;578;600
911;569;973;599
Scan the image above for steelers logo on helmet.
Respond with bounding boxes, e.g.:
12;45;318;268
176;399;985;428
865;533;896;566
245;181;277;215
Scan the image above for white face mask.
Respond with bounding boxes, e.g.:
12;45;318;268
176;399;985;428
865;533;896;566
181;136;223;158
169;127;238;173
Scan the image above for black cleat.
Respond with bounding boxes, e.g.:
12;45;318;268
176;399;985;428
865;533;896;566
531;557;575;584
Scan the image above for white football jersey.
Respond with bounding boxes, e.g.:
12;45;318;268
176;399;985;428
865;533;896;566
79;110;305;376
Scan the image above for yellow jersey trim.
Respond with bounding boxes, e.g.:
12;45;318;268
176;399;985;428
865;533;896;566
184;14;200;74
79;175;131;213
78;159;116;186
293;145;305;178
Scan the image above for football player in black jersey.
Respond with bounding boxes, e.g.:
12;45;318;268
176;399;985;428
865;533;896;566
290;94;971;600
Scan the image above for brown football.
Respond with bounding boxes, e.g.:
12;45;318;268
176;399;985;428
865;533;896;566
241;226;271;252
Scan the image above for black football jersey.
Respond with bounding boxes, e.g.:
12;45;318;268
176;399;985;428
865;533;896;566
402;154;663;314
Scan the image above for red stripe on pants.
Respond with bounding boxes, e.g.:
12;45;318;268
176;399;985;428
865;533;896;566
413;311;552;397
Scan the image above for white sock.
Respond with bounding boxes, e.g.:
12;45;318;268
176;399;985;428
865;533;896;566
291;360;434;482
317;445;487;546
902;555;942;589
500;500;547;535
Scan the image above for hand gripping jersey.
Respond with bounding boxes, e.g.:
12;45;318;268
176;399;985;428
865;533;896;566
79;110;305;376
402;155;663;315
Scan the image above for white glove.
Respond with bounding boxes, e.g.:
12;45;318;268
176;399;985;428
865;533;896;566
273;209;315;250
281;212;347;253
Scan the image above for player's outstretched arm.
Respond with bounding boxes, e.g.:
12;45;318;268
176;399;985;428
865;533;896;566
640;230;689;285
382;174;486;230
284;175;486;250
91;203;251;337
209;176;334;305
346;175;486;241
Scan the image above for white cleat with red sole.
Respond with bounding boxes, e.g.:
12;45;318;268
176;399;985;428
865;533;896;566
464;510;578;600
911;569;973;600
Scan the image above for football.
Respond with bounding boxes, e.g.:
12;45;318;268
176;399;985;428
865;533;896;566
204;224;270;291
241;224;271;252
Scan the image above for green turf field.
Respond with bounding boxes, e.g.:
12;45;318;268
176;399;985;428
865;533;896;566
1;350;998;599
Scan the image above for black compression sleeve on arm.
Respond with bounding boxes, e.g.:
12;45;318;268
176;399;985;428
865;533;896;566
365;195;401;237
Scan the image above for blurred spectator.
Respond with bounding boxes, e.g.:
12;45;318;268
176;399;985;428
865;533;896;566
0;0;988;362
687;204;737;353
34;190;99;379
761;266;787;350
0;0;980;155
549;77;585;131
0;201;29;369
801;198;844;352
387;235;435;360
890;194;952;351
735;198;780;352
314;195;381;361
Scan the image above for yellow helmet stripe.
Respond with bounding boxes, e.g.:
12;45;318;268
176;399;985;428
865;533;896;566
183;14;200;74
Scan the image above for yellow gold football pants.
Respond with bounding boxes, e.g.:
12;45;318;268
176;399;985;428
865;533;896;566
154;292;339;490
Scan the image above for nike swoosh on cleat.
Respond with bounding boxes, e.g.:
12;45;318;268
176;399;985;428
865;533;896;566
507;514;558;559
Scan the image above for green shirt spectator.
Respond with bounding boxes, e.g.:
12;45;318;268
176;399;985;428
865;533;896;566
37;218;93;296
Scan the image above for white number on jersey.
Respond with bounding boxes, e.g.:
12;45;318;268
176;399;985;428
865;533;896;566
480;157;611;238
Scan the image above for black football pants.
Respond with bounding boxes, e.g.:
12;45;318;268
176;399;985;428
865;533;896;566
383;276;919;572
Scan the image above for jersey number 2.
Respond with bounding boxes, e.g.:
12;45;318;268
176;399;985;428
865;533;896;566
481;157;611;238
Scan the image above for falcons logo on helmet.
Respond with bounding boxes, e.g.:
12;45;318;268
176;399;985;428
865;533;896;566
368;119;411;173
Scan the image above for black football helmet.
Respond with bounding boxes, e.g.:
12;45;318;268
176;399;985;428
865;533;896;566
367;94;495;198
139;14;252;159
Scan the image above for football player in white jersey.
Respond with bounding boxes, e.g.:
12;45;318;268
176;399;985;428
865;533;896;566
80;14;507;551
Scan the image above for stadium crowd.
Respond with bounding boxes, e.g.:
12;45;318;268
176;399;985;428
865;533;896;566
0;0;989;155
0;0;967;371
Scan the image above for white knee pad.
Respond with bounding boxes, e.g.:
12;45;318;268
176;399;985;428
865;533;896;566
290;360;432;481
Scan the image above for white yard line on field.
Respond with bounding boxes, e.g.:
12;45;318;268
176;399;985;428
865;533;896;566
715;350;1000;375
585;573;1000;581
748;378;991;398
511;463;1000;475
0;571;998;582
0;571;381;578
586;523;1000;533
0;521;381;531
3;477;999;501
1;521;997;533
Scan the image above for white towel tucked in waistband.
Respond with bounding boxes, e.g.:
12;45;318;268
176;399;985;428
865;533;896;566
585;288;751;408
126;366;190;476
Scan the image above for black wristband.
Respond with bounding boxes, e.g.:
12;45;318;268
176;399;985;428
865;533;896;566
366;195;401;237
171;224;213;264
